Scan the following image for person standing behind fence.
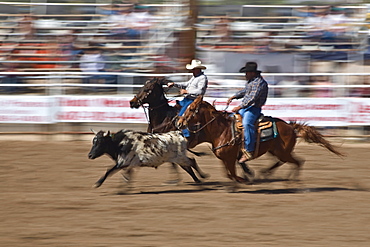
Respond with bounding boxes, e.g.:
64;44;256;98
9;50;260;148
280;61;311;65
79;47;116;91
106;5;134;39
167;59;208;138
126;5;153;39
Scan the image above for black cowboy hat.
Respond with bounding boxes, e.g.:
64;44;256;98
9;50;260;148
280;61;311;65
239;61;261;73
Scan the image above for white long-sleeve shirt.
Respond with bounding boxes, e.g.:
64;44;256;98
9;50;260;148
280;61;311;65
174;72;208;99
79;53;104;73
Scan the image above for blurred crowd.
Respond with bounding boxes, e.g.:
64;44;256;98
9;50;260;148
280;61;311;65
0;3;369;97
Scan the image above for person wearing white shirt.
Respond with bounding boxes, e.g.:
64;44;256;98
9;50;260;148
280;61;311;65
167;59;208;137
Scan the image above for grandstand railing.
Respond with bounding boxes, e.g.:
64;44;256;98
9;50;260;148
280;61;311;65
1;71;370;98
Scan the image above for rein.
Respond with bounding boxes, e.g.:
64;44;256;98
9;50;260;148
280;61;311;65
133;84;183;127
212;132;242;151
187;116;216;134
184;103;242;150
133;95;150;124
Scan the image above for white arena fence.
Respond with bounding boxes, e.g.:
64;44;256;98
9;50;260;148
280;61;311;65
0;72;370;128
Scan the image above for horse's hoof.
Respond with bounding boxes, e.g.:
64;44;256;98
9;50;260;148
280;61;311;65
92;183;101;188
243;175;254;184
236;179;246;184
194;179;203;184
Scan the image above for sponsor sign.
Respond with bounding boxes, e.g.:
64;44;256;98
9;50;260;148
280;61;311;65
0;96;55;123
0;96;368;126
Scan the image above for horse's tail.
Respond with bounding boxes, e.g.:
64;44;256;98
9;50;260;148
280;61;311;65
290;122;345;157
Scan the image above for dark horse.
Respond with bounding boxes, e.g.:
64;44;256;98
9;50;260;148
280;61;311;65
129;77;209;183
176;96;344;183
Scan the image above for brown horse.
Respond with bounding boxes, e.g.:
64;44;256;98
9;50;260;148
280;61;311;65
129;77;209;183
176;96;344;183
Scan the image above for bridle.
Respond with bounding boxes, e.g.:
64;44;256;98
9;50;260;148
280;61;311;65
181;102;242;151
181;102;216;134
133;80;181;127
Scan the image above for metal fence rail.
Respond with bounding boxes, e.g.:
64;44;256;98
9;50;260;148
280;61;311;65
1;71;370;97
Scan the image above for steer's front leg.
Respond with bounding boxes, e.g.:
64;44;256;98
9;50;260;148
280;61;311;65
94;163;121;188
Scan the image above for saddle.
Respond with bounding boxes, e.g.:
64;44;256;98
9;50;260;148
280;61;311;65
233;113;277;143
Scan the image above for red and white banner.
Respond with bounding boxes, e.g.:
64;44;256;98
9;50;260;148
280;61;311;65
208;97;349;126
54;96;146;123
262;98;349;126
0;96;55;124
0;96;369;126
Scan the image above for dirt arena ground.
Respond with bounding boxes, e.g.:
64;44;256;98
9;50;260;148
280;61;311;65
1;138;370;247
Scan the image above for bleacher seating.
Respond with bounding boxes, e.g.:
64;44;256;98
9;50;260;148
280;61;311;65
0;2;192;94
195;5;368;53
1;3;369;96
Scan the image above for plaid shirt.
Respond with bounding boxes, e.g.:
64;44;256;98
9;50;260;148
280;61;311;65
233;75;268;109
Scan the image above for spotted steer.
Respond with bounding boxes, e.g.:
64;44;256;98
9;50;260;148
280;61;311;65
88;129;204;188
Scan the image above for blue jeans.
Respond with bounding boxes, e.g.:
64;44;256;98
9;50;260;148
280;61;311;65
178;97;194;137
238;106;261;152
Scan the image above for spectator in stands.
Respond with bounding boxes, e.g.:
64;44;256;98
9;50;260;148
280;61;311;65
106;5;134;39
106;4;153;40
215;16;231;42
0;55;21;93
304;7;329;40
304;6;350;42
18;14;37;39
294;6;316;18
98;4;119;16
126;5;153;39
324;6;350;40
79;47;117;91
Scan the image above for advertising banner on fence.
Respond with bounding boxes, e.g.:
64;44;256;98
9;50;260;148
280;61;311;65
262;98;349;126
206;97;349;127
345;98;370;125
0;96;368;126
54;96;147;123
0;96;56;124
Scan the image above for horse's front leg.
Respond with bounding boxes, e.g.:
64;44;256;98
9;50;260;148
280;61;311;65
94;163;121;188
238;161;255;183
222;158;246;183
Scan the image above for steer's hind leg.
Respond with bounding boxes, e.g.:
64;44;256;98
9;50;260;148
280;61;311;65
179;163;202;183
163;163;182;185
189;157;209;179
177;157;204;184
94;163;121;188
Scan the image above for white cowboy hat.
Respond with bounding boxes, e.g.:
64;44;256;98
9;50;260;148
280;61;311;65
185;59;207;70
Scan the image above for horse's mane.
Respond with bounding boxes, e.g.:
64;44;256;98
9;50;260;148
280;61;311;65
148;77;164;91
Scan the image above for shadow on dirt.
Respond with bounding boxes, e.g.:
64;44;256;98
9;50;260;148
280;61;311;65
111;179;367;195
237;187;364;194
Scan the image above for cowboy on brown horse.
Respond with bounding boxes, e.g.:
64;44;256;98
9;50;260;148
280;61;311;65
227;61;268;163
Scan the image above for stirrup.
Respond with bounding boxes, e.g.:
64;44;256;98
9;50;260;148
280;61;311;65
239;149;254;163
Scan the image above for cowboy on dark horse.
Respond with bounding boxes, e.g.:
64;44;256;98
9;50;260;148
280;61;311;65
167;59;208;138
227;62;268;163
